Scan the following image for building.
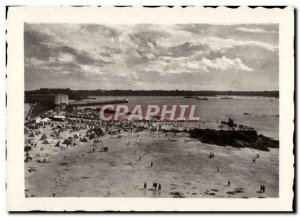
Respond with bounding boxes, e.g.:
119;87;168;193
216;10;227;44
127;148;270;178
25;93;69;109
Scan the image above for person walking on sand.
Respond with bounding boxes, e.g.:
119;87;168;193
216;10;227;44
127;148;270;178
151;161;153;168
158;184;161;191
228;180;230;187
144;182;147;189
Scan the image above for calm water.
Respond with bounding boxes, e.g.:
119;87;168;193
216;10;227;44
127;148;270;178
86;96;279;140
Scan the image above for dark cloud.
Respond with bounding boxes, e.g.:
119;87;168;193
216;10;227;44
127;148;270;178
130;30;168;44
59;45;111;65
25;28;111;65
225;45;279;75
24;23;279;91
81;24;120;38
204;50;223;60
127;30;169;62
24;29;56;60
99;47;121;58
163;42;209;58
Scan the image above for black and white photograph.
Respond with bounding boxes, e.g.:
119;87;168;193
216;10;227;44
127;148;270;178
24;22;280;198
6;6;294;212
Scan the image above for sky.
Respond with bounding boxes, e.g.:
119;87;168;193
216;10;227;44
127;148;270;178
24;23;279;91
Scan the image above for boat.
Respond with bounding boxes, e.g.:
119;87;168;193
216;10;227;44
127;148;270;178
221;97;233;100
196;97;208;100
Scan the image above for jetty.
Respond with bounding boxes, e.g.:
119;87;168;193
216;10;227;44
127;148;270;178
69;98;128;107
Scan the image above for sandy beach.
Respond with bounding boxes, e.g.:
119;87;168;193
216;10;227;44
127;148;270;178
25;121;278;198
7;13;293;212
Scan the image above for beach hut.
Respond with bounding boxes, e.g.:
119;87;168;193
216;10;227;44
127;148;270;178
52;114;66;122
41;117;51;125
72;125;79;131
25;155;33;162
40;133;47;140
80;137;88;142
24;145;32;154
35;117;42;124
63;137;73;146
42;139;49;144
93;128;105;137
24;127;29;134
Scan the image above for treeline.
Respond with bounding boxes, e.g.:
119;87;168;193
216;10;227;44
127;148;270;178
76;90;279;98
26;88;279;98
26;88;85;100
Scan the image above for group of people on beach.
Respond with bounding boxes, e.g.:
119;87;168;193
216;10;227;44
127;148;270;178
25;107;274;198
144;182;162;191
253;153;260;163
208;152;215;159
100;146;108;152
259;185;266;193
88;146;108;153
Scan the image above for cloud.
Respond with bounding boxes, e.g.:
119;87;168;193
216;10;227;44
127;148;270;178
236;27;275;34
201;56;253;72
61;70;71;75
202;37;278;52
60;45;111;65
24;23;279;91
237;27;265;33
161;42;209;58
178;24;279;47
140;54;252;77
80;64;107;76
57;52;74;63
24;29;56;61
81;24;121;38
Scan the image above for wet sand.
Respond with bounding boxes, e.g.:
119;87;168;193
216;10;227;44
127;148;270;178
25;124;278;198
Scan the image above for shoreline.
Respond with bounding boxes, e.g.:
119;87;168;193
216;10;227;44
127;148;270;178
25;122;279;198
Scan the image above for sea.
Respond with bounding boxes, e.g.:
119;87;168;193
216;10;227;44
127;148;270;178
83;96;279;140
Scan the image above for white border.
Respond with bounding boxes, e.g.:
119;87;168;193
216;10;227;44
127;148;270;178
6;6;294;212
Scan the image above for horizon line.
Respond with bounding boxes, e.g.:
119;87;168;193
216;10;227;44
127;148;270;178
25;88;279;92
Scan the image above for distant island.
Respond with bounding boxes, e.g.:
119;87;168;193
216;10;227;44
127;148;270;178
25;88;279;100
